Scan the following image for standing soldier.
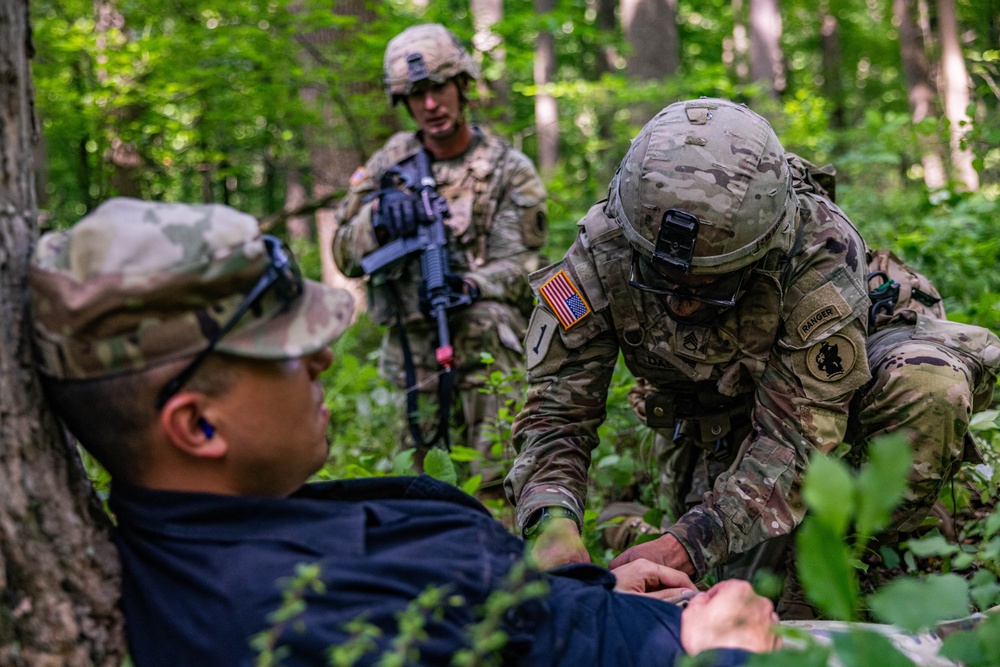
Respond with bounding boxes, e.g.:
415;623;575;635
505;98;1000;612
333;24;548;486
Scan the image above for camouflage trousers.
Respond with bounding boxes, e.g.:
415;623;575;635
648;317;999;585
379;300;527;488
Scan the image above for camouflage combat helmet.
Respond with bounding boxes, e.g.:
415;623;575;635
608;98;796;276
383;24;479;105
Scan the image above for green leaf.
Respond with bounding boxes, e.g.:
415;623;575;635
905;535;960;559
940;614;1000;667
796;518;858;620
802;453;855;535
392;449;415;476
868;574;970;632
461;474;483;496
448;445;483;463
855;434;912;537
422;449;457;486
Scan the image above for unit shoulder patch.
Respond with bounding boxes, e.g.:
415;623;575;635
526;309;559;370
539;270;591;330
348;166;367;189
806;333;858;382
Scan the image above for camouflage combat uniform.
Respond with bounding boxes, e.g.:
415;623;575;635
505;101;1000;580
333;128;548;459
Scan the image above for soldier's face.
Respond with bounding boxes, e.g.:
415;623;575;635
210;348;333;496
405;79;465;143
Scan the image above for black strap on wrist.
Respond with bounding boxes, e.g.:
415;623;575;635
522;506;582;539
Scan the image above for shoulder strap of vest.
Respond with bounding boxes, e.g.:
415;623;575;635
582;204;647;346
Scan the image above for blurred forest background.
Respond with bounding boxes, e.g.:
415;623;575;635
31;0;1000;511
7;0;1000;662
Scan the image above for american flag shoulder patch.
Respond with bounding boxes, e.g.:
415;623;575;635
539;270;591;329
348;166;367;188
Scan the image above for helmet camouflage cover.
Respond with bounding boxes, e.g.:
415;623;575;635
609;98;796;275
383;23;479;104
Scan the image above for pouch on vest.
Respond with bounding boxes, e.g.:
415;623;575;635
866;248;945;333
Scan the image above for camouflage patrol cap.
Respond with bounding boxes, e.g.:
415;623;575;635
383;23;479;104
29;197;354;380
608;98;796;275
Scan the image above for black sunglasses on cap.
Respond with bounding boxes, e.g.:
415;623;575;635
154;235;304;409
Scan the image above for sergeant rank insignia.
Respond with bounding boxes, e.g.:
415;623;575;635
540;270;591;329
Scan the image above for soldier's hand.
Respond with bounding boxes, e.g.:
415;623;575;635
680;580;781;655
373;188;421;243
528;518;591;569
610;533;696;576
611;558;697;601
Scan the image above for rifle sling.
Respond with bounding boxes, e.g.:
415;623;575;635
391;283;453;450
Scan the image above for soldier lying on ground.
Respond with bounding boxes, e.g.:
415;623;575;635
504;98;1000;616
31;198;778;666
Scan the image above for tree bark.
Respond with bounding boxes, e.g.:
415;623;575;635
749;0;785;98
725;0;751;83
471;0;509;123
619;0;680;81
296;0;383;298
534;0;559;176
894;0;947;189
820;5;845;129
937;0;979;190
0;1;126;665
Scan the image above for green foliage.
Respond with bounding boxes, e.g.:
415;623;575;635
796;434;911;621
868;574;971;632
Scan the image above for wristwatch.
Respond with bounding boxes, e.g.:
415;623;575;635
522;506;582;539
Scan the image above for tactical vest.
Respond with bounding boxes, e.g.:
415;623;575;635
575;203;788;443
366;129;513;324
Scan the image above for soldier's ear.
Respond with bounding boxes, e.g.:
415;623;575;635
158;392;228;460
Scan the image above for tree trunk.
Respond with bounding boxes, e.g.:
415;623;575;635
620;0;680;81
749;0;785;98
894;0;947;189
820;4;845;129
937;0;979;190
0;1;126;665
95;0;145;199
534;0;559;176
725;0;751;83
471;0;509;123
296;0;383;299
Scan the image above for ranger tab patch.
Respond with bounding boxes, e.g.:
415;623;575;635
540;270;591;329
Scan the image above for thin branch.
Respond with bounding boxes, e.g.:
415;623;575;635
258;189;345;232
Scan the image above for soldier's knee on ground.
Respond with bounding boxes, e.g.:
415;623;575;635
861;338;976;530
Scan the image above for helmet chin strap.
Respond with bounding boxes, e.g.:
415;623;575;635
663;297;730;326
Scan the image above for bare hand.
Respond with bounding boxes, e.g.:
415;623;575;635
528;517;591;569
611;558;697;601
680;579;781;655
609;533;696;576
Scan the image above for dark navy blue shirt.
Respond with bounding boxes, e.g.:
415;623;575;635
110;475;750;666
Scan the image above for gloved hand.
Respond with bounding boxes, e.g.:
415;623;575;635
372;188;422;244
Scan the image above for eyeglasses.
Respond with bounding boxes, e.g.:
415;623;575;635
627;249;747;308
154;235;304;409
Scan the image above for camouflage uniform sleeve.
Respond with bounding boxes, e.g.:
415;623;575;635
666;195;873;578
505;241;615;529
464;149;548;303
332;150;389;278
